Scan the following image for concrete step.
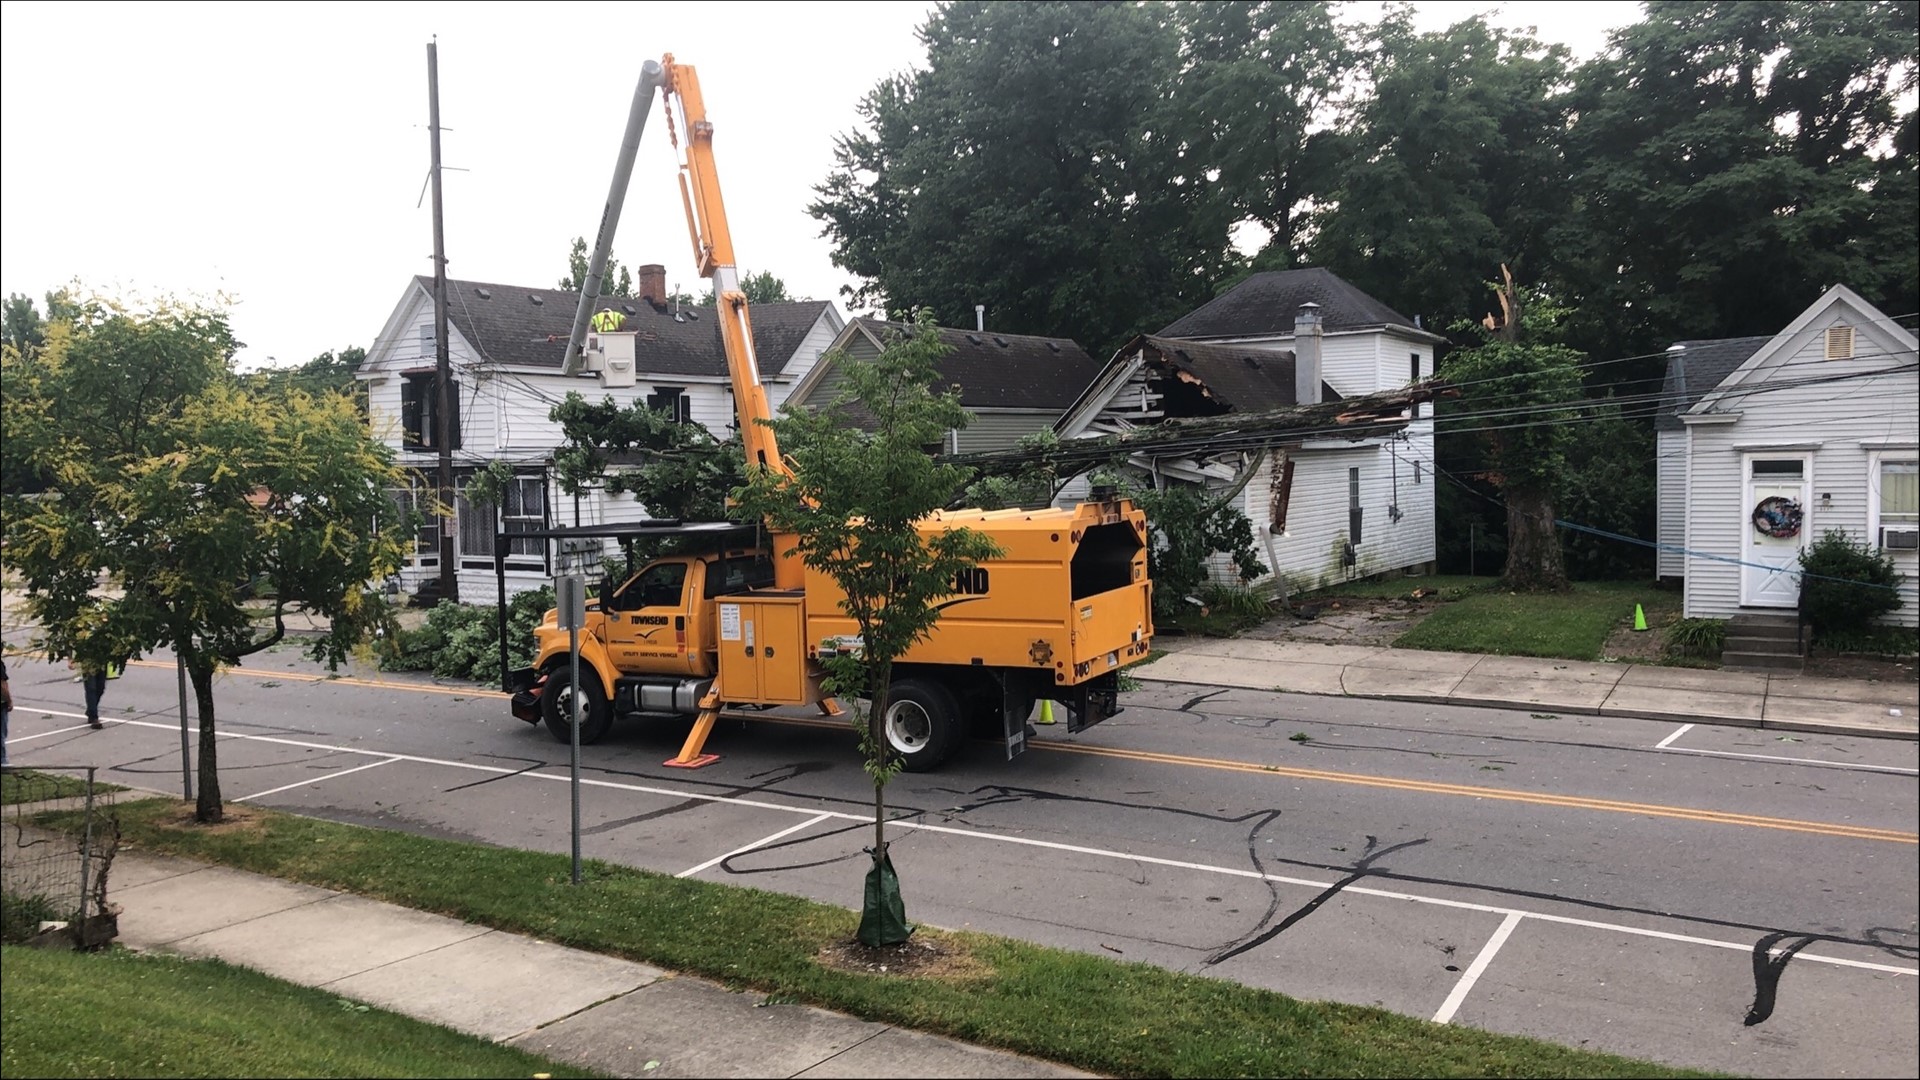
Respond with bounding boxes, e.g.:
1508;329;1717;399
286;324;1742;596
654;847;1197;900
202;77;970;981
1728;614;1801;633
1721;650;1806;673
1724;634;1803;656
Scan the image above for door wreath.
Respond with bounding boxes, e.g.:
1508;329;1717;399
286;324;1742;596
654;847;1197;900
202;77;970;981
1751;496;1802;539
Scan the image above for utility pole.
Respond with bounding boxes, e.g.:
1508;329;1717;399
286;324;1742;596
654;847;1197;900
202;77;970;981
427;39;458;603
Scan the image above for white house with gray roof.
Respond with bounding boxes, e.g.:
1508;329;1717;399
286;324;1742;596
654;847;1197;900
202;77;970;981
1056;267;1444;596
356;265;841;599
1656;284;1917;626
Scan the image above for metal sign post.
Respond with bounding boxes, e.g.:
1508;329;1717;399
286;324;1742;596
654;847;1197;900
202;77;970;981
555;574;586;886
175;653;193;800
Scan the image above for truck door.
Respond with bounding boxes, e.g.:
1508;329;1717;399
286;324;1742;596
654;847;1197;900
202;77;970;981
604;559;699;677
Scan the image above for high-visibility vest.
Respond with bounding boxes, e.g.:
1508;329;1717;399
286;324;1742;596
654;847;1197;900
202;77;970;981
591;310;625;332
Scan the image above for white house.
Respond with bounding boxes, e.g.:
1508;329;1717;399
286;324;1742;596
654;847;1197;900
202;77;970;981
784;318;1105;453
1055;267;1443;596
356;265;842;600
1656;284;1918;626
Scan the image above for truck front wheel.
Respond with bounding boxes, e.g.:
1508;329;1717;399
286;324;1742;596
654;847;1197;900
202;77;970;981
541;666;613;745
881;678;962;772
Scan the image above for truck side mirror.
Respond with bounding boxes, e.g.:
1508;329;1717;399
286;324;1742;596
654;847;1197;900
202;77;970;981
599;575;618;609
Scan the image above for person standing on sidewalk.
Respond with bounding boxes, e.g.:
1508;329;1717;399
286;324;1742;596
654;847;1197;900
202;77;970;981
2;657;13;766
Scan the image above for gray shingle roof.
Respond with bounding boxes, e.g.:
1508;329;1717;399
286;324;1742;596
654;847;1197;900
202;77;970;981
422;277;830;379
1157;267;1427;340
1132;335;1339;411
1656;336;1772;431
850;318;1102;410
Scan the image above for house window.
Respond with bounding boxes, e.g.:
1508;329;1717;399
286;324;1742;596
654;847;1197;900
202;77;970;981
1348;467;1363;546
456;471;548;570
419;324;436;358
1824;325;1854;360
1410;352;1421;384
1875;457;1919;552
399;372;461;451
646;386;692;425
386;482;441;564
1411;353;1426;417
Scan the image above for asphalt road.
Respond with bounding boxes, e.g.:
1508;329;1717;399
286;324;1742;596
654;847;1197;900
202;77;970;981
5;642;1916;1078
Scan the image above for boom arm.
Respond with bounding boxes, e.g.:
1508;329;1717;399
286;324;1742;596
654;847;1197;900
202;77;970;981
659;55;786;481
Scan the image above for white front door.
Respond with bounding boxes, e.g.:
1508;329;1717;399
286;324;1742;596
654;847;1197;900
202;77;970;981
1741;455;1810;607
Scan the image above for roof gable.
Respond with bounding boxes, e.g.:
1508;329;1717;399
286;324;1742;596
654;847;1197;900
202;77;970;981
1656;336;1771;431
1687;284;1919;418
1157;267;1437;341
1054;335;1341;438
400;276;831;380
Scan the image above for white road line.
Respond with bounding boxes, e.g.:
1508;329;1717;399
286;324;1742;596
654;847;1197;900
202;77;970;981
1654;723;1695;749
1433;911;1525;1024
235;757;403;803
677;813;834;879
1658;745;1918;775
107;718;1920;977
9;717;112;741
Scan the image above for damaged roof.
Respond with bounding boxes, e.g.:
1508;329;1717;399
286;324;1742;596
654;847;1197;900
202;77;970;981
411;276;831;379
1157;266;1432;340
1130;335;1339;412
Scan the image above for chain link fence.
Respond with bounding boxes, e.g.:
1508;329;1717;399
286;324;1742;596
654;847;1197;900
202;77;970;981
1;766;121;948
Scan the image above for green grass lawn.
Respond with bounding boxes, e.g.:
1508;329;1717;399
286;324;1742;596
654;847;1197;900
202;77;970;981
1395;580;1680;661
45;798;1716;1080
0;945;597;1079
2;769;124;806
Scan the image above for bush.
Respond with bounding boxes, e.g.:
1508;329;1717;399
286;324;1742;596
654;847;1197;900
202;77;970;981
385;586;556;684
1798;530;1904;634
1663;617;1727;660
1812;624;1918;656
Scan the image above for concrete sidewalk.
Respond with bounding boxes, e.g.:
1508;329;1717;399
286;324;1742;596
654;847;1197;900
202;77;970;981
1133;638;1918;740
99;843;1092;1079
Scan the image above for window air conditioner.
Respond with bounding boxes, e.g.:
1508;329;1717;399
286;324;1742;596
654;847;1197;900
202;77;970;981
1882;526;1920;551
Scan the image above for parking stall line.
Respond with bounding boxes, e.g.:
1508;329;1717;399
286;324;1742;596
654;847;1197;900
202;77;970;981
108;717;1920;978
234;756;404;803
1656;745;1918;775
1654;723;1695;749
1432;912;1525;1024
677;812;835;878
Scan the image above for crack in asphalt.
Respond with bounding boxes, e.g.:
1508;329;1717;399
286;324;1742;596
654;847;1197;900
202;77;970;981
1205;835;1429;966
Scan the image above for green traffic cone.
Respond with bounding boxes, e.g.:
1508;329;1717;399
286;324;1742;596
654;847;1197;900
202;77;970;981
1632;604;1649;632
1036;699;1056;725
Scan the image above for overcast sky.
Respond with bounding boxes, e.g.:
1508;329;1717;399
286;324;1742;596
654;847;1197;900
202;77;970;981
0;1;1641;370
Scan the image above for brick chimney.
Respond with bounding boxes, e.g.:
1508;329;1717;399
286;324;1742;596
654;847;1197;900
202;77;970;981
638;264;667;308
1294;302;1324;405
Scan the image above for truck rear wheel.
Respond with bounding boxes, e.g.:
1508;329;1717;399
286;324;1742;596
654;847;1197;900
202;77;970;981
542;666;613;745
881;678;962;772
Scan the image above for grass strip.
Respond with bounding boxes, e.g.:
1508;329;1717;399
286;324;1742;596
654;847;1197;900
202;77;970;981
1396;581;1677;661
0;944;598;1078
2;768;125;805
55;798;1719;1079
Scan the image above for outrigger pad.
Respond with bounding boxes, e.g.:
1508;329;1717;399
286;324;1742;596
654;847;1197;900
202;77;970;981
662;753;721;769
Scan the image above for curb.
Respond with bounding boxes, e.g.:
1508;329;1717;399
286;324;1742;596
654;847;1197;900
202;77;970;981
1133;674;1917;742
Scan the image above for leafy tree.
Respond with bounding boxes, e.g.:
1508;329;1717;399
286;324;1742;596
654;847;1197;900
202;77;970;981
559;236;635;297
1173;1;1352;270
0;295;413;823
1438;273;1583;592
1310;13;1575;336
245;346;368;416
1560;0;1919;362
548;392;745;526
810;0;1236;356
696;270;794;306
732;311;1001;947
4;292;45;355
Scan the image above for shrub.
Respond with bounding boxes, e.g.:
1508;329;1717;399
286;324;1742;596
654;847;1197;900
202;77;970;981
1812;624;1919;656
1798;530;1904;634
1664;617;1727;660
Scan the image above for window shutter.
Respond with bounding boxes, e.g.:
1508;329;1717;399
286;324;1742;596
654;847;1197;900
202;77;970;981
1825;325;1854;360
443;375;462;449
400;377;422;445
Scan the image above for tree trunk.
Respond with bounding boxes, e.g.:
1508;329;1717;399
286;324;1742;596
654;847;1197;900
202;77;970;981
188;658;223;823
866;659;891;858
1502;485;1568;592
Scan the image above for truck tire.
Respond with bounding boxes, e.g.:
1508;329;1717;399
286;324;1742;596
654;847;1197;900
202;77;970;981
881;678;962;772
542;666;613;745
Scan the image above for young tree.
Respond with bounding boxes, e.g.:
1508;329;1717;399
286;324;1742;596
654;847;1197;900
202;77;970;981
0;295;413;823
695;270;793;306
1439;271;1583;592
559;236;635;297
732;311;1001;947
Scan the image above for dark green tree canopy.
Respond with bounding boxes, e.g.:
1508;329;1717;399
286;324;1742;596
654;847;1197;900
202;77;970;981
560;236;635;297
